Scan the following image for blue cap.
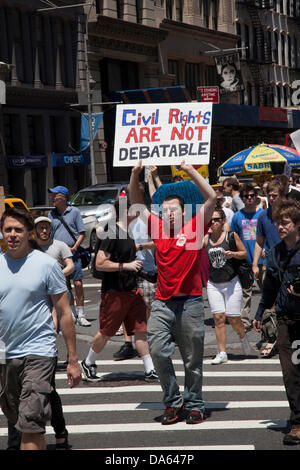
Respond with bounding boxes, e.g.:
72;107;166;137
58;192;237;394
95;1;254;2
48;186;69;199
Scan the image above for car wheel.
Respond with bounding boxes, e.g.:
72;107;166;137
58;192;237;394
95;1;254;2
89;230;98;252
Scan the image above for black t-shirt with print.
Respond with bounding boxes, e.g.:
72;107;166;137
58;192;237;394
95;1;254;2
99;224;138;292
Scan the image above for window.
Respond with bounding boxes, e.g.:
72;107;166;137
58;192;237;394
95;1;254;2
273;31;279;63
116;0;124;19
203;0;209;28
294;36;298;69
166;0;173;19
176;0;183;22
276;85;281;107
245;24;250;59
204;65;218;86
3;114;21;155
136;0;143;23
247;82;252;105
281;34;285;66
185;62;200;100
212;0;219;30
96;0;103;14
168;59;180;84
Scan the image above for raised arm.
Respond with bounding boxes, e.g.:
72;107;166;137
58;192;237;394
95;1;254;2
129;160;151;225
180;160;216;225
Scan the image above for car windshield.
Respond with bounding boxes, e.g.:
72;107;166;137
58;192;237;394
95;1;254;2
71;189;119;206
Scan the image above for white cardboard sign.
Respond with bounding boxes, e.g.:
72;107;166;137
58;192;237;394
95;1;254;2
113;102;212;167
290;129;300;155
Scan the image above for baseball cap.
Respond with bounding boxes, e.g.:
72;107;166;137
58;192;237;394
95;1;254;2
34;216;52;225
48;186;69;198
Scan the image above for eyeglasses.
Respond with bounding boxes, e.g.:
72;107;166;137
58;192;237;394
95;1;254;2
211;217;223;222
275;220;294;228
243;193;256;199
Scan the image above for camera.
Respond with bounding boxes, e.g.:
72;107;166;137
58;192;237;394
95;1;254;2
292;278;300;294
138;269;157;284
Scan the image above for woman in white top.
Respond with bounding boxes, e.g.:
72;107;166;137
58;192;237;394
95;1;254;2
203;209;252;364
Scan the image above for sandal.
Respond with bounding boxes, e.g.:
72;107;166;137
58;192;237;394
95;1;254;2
55;429;69;450
260;342;277;358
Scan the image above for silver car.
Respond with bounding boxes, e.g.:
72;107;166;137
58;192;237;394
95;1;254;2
69;183;128;250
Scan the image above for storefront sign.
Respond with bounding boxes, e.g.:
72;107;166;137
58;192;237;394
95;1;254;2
5;155;48;169
113;102;213;167
52;152;90;167
259;107;288;122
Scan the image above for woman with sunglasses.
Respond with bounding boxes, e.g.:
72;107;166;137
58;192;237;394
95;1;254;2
203;209;252;364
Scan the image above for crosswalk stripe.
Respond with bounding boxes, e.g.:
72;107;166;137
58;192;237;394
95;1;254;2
55;370;283;380
89;359;281;365
0;400;288;417
87;445;255;450
54;384;286;394
0;419;287;437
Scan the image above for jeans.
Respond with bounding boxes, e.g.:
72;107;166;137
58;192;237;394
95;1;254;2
147;296;205;411
277;318;300;426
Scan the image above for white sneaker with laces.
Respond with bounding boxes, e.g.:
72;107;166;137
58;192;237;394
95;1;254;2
77;316;91;327
211;351;228;365
241;334;252;356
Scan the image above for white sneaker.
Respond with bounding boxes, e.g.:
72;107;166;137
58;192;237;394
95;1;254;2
211;351;228;365
241;334;252;356
77;316;91;327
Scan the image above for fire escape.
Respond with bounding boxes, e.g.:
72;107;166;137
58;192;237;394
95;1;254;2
237;0;273;106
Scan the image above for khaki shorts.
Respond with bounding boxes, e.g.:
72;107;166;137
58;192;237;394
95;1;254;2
0;355;56;434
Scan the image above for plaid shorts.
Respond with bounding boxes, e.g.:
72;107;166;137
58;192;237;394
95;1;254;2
138;279;157;310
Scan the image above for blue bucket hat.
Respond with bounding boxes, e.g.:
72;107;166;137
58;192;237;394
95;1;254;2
48;186;69;199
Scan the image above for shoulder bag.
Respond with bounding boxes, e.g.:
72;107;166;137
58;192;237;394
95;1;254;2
54;210;91;269
227;231;254;289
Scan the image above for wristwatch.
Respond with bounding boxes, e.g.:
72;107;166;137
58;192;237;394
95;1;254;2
138;244;143;251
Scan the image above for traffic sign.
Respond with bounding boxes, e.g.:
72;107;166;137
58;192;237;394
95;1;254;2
197;86;219;103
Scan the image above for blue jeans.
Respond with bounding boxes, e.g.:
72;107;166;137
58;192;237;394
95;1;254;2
147;296;205;411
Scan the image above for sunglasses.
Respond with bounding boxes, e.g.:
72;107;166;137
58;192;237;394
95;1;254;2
243;193;256;199
211;217;223;222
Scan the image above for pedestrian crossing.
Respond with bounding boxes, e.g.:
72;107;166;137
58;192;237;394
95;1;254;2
0;356;292;450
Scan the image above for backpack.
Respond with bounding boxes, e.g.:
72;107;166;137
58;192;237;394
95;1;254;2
90;225;109;280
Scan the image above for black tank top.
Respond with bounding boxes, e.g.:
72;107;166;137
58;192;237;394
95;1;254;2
207;234;236;283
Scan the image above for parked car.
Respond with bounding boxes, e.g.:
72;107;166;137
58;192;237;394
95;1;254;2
29;206;97;252
69;183;128;250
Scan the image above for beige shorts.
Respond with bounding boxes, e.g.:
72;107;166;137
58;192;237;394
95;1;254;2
0;355;56;434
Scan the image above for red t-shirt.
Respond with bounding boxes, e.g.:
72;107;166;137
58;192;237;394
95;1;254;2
148;212;206;300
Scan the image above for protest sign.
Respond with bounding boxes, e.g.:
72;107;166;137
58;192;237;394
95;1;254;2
113;102;212;167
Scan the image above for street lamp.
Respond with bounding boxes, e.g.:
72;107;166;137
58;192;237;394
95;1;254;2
37;1;97;184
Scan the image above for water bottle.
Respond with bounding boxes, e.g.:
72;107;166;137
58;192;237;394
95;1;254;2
0;339;6;364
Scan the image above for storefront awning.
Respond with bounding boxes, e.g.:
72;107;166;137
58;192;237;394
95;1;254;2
106;85;191;104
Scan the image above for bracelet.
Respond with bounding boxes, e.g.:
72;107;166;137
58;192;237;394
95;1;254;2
119;263;123;272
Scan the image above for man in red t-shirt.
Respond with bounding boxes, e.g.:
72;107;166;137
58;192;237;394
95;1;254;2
129;160;216;425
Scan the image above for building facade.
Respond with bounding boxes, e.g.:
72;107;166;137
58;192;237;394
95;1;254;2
1;0;300;204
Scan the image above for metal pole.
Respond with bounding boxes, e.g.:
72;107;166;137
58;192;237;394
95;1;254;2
83;15;97;185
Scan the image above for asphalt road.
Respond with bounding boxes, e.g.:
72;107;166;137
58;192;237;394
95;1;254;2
1;270;297;453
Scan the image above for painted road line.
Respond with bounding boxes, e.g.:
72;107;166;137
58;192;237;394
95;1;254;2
53;385;286;395
0;419;287;436
89;359;281;366
55;370;283;380
79;445;255;450
0;400;289;417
